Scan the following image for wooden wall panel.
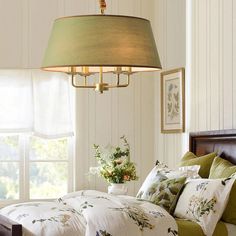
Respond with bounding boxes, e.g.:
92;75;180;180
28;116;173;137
28;0;60;68
154;0;165;165
154;0;236;167
190;0;236;132
153;0;186;167
233;1;236;128
191;0;235;148
210;0;221;130
198;0;207;131
179;0;236;166
0;1;23;68
222;0;233;129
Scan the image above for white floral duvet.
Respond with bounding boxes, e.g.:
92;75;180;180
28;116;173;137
0;190;178;236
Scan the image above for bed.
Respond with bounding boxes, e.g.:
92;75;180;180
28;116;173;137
0;129;236;236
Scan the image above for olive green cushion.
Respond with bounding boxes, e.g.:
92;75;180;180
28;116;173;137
209;156;236;178
179;152;217;178
209;156;236;225
181;151;198;161
176;219;227;236
222;182;236;225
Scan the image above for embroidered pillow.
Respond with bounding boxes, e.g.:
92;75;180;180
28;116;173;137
136;165;168;199
136;163;200;200
174;178;234;236
148;176;186;213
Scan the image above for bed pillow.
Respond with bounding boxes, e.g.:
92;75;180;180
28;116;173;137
136;163;200;200
136;164;169;199
179;152;217;178
174;178;234;236
209;156;236;178
222;179;236;225
209;157;236;225
137;174;186;213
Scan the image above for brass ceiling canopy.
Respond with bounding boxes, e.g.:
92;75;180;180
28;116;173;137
41;0;162;93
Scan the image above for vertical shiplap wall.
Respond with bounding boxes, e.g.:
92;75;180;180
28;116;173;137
189;0;236;132
153;0;186;168
153;0;236;168
73;0;156;195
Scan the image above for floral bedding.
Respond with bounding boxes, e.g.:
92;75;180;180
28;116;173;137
0;190;178;236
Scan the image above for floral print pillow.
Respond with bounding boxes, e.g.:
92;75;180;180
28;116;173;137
137;173;186;214
136;163;200;203
174;178;234;236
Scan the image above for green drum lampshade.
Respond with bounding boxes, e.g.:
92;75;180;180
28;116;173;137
41;14;162;92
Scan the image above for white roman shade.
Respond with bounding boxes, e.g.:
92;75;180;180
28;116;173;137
0;70;73;138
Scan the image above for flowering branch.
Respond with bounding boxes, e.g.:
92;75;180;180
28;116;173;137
90;136;138;184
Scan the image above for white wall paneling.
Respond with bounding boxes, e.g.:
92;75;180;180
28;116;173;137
28;0;60;68
153;0;186;168
222;0;233;129
233;1;236;128
189;0;236;132
0;0;62;68
0;1;23;68
154;0;236;167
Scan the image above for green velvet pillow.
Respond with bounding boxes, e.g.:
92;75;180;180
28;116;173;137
209;156;236;225
181;151;198;161
209;156;236;178
179;152;217;178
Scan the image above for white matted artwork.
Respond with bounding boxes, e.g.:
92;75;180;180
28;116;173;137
161;68;185;133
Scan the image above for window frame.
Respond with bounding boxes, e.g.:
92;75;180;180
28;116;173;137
0;133;74;208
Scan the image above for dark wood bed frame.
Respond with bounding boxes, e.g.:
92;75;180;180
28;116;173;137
1;129;236;236
189;129;236;165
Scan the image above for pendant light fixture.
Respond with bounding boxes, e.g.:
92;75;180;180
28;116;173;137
41;0;162;93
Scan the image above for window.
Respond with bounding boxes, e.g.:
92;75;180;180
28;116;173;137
0;135;20;200
0;134;74;205
0;70;74;206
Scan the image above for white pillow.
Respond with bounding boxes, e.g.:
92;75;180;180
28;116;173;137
136;164;200;198
177;165;201;179
174;178;234;236
136;165;168;198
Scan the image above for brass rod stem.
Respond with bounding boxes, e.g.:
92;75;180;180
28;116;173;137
99;67;103;84
99;0;106;15
71;66;76;74
117;74;120;86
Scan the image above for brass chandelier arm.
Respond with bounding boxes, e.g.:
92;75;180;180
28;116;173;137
71;74;96;88
70;69;130;92
106;74;130;88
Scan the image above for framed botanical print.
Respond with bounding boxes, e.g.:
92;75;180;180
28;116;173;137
161;68;185;133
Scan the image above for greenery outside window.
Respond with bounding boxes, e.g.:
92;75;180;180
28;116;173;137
0;134;74;207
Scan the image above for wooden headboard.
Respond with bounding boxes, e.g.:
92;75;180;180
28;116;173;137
189;129;236;165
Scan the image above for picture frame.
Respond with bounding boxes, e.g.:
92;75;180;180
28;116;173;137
161;68;185;133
